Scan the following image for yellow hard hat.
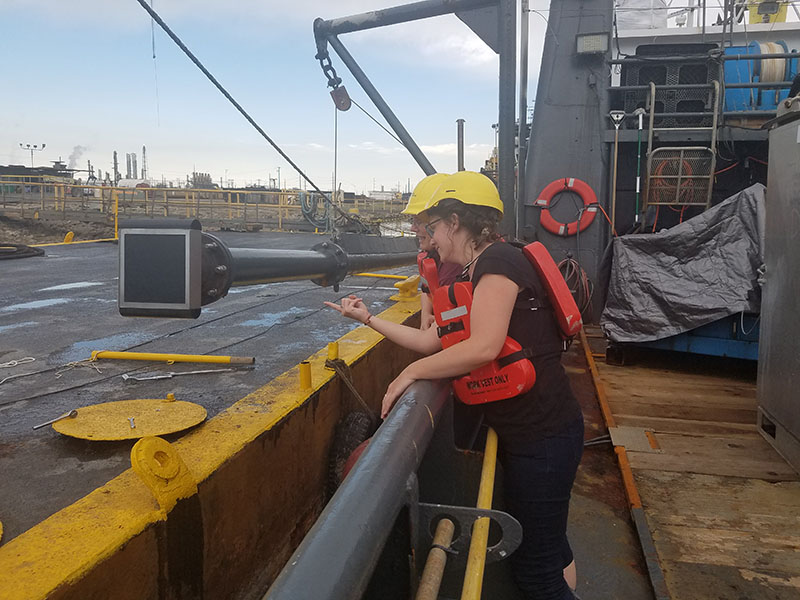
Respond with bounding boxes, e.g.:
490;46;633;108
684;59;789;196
401;173;449;215
424;171;503;215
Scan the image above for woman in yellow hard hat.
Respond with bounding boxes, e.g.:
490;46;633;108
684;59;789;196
401;173;461;329
326;170;583;599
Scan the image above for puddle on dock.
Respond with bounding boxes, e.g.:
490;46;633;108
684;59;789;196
38;282;104;292
238;306;310;328
0;298;72;313
227;284;270;295
52;332;158;363
0;321;37;333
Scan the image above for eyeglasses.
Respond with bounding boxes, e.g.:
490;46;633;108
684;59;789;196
424;217;443;237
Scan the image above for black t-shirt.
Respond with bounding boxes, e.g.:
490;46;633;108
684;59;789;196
468;242;582;451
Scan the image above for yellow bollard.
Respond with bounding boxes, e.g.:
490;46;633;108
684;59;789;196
327;342;339;361
390;275;421;301
299;361;312;390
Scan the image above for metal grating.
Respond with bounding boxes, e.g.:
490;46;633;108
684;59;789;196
621;59;720;128
646;147;714;208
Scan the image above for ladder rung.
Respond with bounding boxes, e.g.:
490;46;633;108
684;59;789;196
647;202;709;207
653;125;714;131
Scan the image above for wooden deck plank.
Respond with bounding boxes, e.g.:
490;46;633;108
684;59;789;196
661;560;800;600
597;363;756;392
587;327;800;599
628;432;799;481
635;471;800;535
614;414;758;437
598;369;757;409
607;400;757;424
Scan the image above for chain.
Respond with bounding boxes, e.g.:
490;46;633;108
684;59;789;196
315;47;342;90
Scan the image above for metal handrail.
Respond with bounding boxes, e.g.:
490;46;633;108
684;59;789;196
609;52;798;65
614;81;795;91
264;380;451;600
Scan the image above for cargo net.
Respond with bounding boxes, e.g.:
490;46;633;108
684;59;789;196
646;148;713;208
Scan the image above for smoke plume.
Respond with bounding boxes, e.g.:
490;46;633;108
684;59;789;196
68;145;88;169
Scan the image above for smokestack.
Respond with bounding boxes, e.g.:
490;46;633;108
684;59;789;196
456;119;465;171
113;151;120;184
141;145;148;181
132;153;138;179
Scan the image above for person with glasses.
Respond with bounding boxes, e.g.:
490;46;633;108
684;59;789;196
325;170;584;600
401;173;462;329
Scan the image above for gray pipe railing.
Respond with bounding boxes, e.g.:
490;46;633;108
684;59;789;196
264;379;451;600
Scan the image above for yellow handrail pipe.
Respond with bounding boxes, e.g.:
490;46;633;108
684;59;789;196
90;351;254;365
460;427;498;600
352;272;409;280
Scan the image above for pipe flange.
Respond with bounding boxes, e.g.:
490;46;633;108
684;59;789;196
200;232;233;305
311;240;349;291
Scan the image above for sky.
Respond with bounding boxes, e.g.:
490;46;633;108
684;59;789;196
0;0;547;195
1;1;793;194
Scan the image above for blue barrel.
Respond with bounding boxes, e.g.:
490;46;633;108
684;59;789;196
724;45;758;111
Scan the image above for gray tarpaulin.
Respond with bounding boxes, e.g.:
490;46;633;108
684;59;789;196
601;184;765;343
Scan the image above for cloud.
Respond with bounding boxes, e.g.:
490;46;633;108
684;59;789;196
420;142;493;156
8;1;499;72
420;143;456;156
284;142;330;152
347;141;405;155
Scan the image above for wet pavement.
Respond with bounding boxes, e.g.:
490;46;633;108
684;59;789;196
0;231;416;542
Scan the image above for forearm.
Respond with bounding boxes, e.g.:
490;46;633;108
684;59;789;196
420;294;434;330
366;313;441;355
404;337;499;380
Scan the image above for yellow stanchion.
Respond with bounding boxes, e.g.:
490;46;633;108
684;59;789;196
299;361;312;390
460;427;498;600
327;342;339;360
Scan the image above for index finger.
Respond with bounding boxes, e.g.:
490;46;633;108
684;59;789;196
323;301;344;313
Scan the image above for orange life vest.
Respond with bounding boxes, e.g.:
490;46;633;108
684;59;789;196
418;255;439;296
430;241;583;405
433;281;537;405
522;242;583;339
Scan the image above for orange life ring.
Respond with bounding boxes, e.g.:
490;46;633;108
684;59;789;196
534;178;598;237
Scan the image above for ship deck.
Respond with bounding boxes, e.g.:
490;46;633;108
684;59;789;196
1;235;798;599
584;332;800;599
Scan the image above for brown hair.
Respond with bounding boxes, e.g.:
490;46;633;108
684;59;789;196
427;198;502;246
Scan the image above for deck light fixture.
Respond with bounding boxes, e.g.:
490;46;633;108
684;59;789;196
575;32;609;55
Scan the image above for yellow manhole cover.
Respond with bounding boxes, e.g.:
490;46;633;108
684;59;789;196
53;395;207;440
